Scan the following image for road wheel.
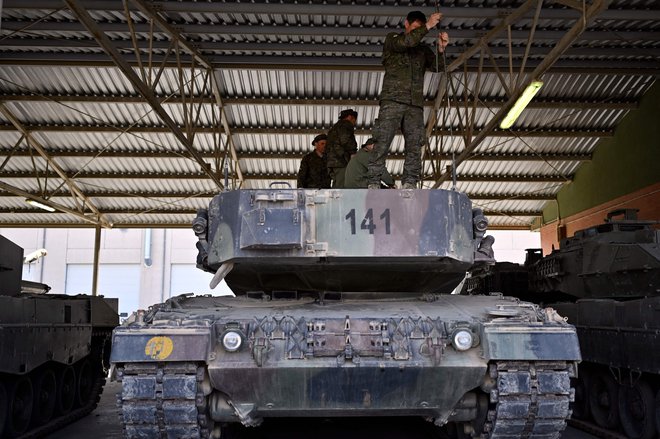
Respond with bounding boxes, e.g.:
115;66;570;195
571;372;590;420
589;371;619;429
617;378;656;439
56;366;76;414
32;368;57;426
5;376;34;437
76;358;93;407
0;380;8;437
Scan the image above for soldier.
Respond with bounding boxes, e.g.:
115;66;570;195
297;134;331;189
326;108;359;188
345;138;395;189
367;10;449;189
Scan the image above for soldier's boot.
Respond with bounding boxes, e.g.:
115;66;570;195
402;182;417;189
367;184;380;189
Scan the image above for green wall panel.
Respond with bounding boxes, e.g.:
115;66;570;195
542;80;660;223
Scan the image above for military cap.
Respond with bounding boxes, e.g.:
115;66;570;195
312;134;328;145
362;138;376;148
339;109;358;119
406;11;427;24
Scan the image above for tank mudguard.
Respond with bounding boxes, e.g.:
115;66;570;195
110;327;212;363
481;324;582;361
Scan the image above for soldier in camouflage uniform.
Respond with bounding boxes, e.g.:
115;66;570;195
368;11;449;189
345;138;395;188
326;109;359;188
297;134;331;189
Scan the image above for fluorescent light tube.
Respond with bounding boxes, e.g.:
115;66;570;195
500;80;544;129
25;199;56;212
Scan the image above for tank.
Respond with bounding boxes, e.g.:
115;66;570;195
529;209;660;439
463;209;660;439
110;188;581;438
0;235;119;438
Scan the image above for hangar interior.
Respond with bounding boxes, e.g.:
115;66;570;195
0;0;659;438
0;0;657;232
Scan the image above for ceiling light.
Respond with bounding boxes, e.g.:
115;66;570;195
25;199;56;212
500;80;544;130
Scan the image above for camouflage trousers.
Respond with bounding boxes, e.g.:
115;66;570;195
329;166;347;189
368;100;425;186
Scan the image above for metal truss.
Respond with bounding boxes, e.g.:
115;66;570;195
423;0;613;188
0;103;110;227
63;0;240;190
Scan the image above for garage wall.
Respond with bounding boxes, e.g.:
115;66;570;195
540;79;660;253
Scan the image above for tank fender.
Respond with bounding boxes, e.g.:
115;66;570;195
481;323;581;361
110;326;212;363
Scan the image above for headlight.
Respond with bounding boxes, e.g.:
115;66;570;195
222;330;243;352
452;329;474;351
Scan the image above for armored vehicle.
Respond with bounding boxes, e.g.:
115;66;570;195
110;188;581;438
527;209;660;439
0;235;119;438
463;209;660;438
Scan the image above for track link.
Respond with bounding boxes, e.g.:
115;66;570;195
116;362;211;439
485;361;575;439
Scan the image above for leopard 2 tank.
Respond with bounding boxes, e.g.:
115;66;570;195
0;235;119;438
110;187;581;438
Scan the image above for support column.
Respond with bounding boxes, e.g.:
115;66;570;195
92;225;101;296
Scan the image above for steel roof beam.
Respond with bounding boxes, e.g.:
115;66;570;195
3;1;656;21
3;28;659;44
63;0;225;190
1;54;657;73
0;124;615;138
0;189;556;201
5;38;659;59
0;170;570;182
0;94;639;111
0;149;593;162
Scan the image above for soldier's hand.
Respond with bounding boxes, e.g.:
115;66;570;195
438;32;449;52
425;12;442;30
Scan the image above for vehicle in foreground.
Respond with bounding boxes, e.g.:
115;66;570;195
111;188;581;438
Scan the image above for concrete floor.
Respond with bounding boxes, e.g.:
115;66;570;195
47;381;598;439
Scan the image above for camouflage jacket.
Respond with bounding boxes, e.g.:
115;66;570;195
379;26;444;108
297;150;331;189
326;119;358;168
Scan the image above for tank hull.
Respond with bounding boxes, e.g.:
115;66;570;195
111;294;580;438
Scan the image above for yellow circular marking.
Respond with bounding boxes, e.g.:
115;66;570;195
145;336;174;360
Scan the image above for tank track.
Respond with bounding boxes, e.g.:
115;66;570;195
484;361;575;439
115;360;574;439
10;332;112;439
116;362;212;439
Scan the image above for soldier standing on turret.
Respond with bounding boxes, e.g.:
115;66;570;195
367;11;449;189
326;109;359;188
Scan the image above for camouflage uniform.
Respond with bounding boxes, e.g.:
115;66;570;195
297;150;331;189
326;119;358;188
368;26;444;187
345;147;394;189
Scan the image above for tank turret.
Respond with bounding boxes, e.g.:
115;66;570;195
192;188;492;295
528;208;660;300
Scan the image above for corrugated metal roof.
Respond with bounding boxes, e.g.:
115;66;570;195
0;0;658;229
